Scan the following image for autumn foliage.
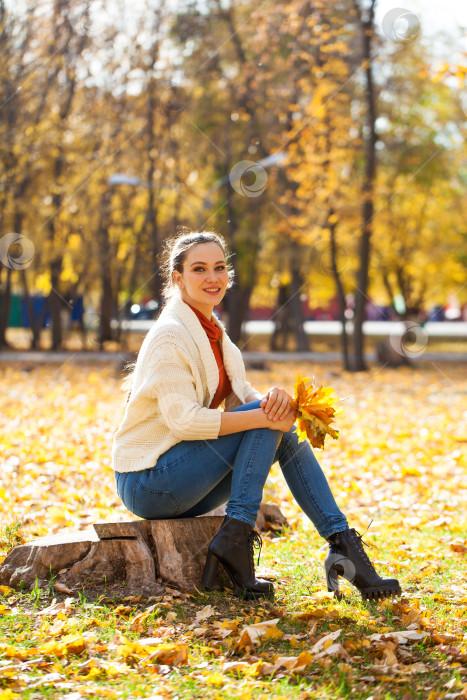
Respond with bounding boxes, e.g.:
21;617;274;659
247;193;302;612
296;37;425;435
291;373;342;449
0;0;465;358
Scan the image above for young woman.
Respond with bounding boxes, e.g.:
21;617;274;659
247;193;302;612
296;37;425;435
112;230;401;601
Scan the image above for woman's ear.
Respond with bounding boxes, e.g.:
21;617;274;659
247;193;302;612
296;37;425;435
173;271;183;289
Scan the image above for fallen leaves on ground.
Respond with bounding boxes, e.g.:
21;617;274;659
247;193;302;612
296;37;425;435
0;361;466;698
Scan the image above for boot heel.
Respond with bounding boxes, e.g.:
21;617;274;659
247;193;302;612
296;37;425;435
325;562;342;599
201;516;275;600
201;550;219;590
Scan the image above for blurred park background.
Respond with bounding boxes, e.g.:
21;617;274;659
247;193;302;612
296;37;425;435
0;6;466;695
0;0;466;370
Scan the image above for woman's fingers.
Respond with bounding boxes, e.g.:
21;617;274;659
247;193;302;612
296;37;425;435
263;389;278;417
262;388;292;421
272;395;290;420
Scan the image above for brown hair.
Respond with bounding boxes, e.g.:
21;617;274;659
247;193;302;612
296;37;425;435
121;229;234;402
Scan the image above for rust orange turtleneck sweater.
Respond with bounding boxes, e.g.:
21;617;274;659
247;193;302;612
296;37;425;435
184;302;232;409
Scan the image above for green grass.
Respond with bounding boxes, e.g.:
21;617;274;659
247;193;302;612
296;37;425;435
1;522;466;699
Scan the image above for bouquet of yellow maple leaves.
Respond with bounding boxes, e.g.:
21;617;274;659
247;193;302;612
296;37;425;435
291;373;343;449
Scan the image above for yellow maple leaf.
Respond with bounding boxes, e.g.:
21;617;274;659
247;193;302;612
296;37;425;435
291;373;342;449
235;618;281;651
4;646;39;659
38;634;85;657
204;672;225;687
0;691;20;700
140;643;188;667
295;650;314;667
264;625;284;641
0;586;14;597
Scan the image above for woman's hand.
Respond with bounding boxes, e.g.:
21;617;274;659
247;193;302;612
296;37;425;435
264;408;296;433
260;386;295;422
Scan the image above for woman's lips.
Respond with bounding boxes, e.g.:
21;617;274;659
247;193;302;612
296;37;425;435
204;288;221;295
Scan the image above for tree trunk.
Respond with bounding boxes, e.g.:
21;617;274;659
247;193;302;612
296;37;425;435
224;284;252;346
145;93;162;306
224;173;245;344
21;267;46;350
0;265;12;349
352;0;377;372
99;271;114;350
95;189;114;349
271;284;292;352
353;223;371;370
49;257;64;350
290;248;309;351
319;64;350;370
12;211;45;350
381;267;395;309
113;266;124;346
126;257;139;311
147;188;163;305
329;214;351;370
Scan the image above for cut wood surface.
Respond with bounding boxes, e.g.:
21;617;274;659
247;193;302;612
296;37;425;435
0;504;289;594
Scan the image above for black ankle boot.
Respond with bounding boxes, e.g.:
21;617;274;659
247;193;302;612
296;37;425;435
201;516;274;600
325;528;401;600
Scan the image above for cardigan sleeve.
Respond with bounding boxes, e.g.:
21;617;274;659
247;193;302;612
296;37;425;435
146;342;222;441
243;381;262;401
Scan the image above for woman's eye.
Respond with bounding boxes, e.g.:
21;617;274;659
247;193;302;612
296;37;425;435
193;266;226;272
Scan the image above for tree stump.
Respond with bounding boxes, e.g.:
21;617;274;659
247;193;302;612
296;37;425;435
209;502;289;533
0;517;223;595
0;504;288;594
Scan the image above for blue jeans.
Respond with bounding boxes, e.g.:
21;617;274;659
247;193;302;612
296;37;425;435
114;400;348;539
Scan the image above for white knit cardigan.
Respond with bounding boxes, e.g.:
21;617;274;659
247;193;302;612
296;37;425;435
111;295;256;473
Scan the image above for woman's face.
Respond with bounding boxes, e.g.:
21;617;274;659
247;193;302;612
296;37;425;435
173;242;229;317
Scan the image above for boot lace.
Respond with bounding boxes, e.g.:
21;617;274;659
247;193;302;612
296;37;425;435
350;520;375;569
248;529;263;570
